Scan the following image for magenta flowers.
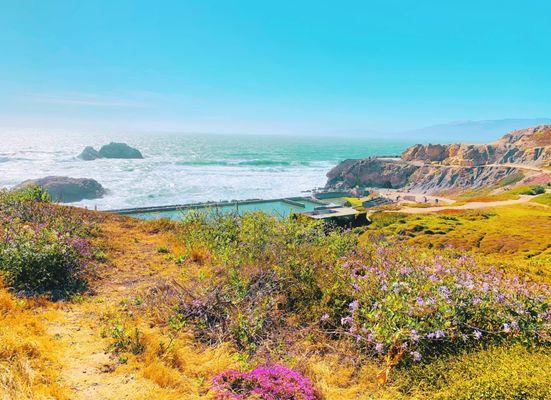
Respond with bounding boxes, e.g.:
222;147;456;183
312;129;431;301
212;364;318;400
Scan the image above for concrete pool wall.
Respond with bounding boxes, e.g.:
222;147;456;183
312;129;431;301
108;196;327;221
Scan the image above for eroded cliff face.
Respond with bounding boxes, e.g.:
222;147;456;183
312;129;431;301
402;125;551;167
406;165;521;192
326;125;551;193
326;158;418;189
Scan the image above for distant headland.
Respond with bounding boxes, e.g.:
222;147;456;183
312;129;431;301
326;125;551;194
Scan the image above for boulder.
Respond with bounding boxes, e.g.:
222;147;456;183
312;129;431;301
17;176;106;203
78;146;101;161
98;142;143;159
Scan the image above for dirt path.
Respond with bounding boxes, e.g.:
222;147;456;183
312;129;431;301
375;188;455;205
47;307;160;400
484;163;547;172
45;216;180;399
396;195;540;214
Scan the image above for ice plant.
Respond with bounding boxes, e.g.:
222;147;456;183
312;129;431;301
212;364;317;400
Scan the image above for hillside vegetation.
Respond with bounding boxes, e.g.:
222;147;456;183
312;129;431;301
0;187;549;399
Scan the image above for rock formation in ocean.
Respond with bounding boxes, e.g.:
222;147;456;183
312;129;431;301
78;146;102;161
326;125;551;193
98;142;143;159
78;142;143;160
17;176;107;203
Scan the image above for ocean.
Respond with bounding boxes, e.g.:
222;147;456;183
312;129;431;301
0;131;412;210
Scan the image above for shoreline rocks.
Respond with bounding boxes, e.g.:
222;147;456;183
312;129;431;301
78;142;143;160
17;176;107;203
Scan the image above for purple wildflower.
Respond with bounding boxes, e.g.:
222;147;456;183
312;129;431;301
411;351;422;362
340;316;353;326
349;300;360;312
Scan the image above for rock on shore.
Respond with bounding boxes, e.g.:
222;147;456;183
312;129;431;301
78;142;143;160
17;176;107;203
326;125;551;193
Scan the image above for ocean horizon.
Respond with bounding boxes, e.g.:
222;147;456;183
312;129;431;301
0;131;413;210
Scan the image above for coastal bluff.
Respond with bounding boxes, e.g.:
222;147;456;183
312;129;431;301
326;125;551;193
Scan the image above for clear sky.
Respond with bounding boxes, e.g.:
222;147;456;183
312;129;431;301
1;0;550;135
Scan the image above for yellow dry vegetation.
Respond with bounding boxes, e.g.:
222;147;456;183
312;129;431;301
363;203;551;282
1;202;549;399
0;285;68;400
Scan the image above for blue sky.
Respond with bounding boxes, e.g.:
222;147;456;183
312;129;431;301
1;0;550;135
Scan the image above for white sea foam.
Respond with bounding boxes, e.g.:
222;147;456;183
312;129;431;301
0;131;412;210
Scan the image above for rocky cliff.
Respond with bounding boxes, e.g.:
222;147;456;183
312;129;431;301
326;125;551;193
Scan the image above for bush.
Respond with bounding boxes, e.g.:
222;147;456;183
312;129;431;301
0;185;50;204
0;188;94;298
172;212;549;368
509;185;546;196
332;245;550;365
0;220;91;298
174;211;356;351
212;364;318;399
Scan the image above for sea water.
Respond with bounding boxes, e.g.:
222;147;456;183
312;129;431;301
0;131;412;210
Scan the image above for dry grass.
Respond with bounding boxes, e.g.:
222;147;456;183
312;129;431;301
0;286;68;400
362;203;551;282
2;204;549;399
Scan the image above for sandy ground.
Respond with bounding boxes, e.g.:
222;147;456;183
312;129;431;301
45;216;181;399
396;195;544;214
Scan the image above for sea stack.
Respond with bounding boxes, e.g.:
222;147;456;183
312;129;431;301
78;142;144;160
98;142;144;159
78;146;102;161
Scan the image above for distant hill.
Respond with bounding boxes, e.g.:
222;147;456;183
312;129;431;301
401;118;551;142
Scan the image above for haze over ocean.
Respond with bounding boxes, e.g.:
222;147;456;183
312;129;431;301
0;131;411;209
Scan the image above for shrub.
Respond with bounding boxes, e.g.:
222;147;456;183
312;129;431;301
0;185;50;204
0;220;91;298
171;212;549;377
509;185;546;196
212;364;318;399
332;245;550;365
174;211;356;351
0;188;95;298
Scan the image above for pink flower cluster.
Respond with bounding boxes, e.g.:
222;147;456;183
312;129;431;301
212;364;317;400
